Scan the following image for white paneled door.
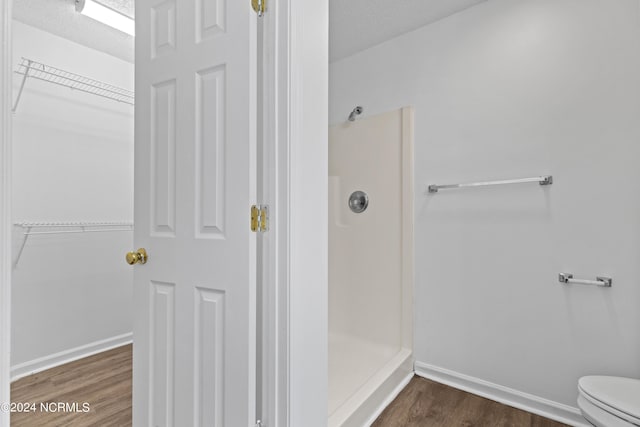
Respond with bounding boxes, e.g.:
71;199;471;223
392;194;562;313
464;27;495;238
133;0;257;426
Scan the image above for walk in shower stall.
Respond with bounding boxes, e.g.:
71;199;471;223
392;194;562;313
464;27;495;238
328;107;414;426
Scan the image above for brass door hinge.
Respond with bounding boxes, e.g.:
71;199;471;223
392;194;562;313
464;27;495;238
251;205;269;232
251;0;266;17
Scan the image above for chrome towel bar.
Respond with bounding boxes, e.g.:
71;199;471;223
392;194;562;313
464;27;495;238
559;273;612;287
427;175;552;194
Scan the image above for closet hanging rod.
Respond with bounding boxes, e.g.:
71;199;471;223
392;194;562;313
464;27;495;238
12;57;134;112
427;175;553;194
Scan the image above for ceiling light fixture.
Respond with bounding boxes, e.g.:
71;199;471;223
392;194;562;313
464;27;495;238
75;0;135;36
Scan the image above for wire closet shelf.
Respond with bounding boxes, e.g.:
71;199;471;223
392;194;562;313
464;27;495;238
13;58;135;111
14;221;134;235
12;222;134;267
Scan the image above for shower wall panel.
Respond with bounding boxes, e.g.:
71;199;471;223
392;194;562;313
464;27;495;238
329;109;405;350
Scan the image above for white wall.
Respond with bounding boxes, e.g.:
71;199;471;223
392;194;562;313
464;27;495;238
11;21;134;371
330;0;640;411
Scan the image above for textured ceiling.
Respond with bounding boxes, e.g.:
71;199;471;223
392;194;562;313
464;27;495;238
12;0;134;63
329;0;487;62
13;0;486;64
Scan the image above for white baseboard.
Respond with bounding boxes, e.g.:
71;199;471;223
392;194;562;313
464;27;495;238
10;332;132;382
414;361;590;427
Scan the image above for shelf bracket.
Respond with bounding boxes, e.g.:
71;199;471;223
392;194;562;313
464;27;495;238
12;59;32;113
12;226;31;268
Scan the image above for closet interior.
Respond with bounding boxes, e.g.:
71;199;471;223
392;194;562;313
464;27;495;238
10;20;134;382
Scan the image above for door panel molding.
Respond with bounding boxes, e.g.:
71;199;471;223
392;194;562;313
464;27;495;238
150;79;177;237
193;287;225;427
148;280;175;426
194;65;226;239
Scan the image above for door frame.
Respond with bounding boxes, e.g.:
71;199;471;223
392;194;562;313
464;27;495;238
0;0;11;425
0;0;328;426
260;0;328;425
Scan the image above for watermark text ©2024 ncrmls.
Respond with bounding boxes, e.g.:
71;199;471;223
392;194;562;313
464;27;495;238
0;402;91;413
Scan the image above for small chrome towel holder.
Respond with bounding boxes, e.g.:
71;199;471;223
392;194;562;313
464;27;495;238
559;273;612;287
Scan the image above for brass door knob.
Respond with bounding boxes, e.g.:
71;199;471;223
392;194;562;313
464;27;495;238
126;248;148;265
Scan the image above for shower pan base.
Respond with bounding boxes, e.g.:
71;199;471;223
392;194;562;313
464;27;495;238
328;332;413;427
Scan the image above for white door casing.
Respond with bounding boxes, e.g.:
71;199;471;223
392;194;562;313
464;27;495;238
0;0;11;426
134;0;256;425
253;0;330;425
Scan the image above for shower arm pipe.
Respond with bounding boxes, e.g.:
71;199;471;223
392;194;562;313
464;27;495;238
348;105;363;121
559;273;612;287
427;175;553;194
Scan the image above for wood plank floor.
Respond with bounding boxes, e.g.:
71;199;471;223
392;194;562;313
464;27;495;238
11;346;568;427
10;344;132;427
372;376;569;427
